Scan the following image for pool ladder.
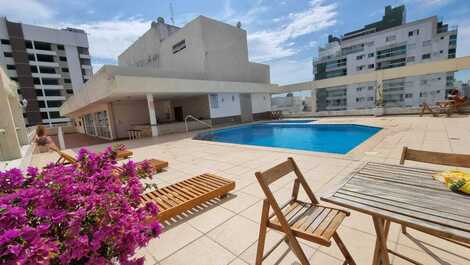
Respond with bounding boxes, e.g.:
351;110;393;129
184;115;212;132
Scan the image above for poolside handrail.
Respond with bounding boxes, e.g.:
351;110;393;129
184;115;212;132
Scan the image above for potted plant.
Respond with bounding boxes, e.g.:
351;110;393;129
0;147;160;264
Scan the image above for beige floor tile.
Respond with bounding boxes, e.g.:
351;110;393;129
160;236;235;265
207;215;260;255
220;191;260;213
309;250;344;265
240;230;317;265
147;223;203;261
228;258;249;265
188;205;235;233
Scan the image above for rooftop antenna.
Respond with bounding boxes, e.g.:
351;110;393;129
169;2;175;25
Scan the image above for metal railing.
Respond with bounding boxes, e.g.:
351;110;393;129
184;115;212;132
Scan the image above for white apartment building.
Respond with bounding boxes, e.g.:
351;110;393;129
313;5;458;112
60;16;277;140
0;17;92;125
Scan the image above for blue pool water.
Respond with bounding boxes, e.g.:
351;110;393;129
196;124;381;154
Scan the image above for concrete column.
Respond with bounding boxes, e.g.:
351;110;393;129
9;95;28;145
58;127;66;150
310;89;317;113
0;85;22;160
146;94;158;137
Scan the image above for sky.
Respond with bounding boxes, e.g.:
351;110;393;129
1;0;469;85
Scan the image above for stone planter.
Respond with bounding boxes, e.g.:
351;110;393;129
374;106;385;116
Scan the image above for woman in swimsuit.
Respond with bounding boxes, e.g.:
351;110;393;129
34;125;58;152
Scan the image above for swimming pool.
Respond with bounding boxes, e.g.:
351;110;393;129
195;123;381;154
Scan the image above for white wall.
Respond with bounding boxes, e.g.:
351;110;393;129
65;45;84;92
110;100;150;139
251;93;271;113
209;93;241;118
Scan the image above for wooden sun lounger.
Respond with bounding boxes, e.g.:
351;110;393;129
51;147;168;174
141;173;235;222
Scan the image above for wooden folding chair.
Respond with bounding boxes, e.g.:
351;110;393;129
255;157;356;265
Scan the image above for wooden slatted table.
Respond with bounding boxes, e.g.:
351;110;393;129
321;162;470;265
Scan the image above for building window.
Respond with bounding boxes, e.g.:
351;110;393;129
39;66;56;74
30;66;38;73
368;64;374;69
28;54;35;61
44;90;62;96
57;44;65;50
209;94;219;108
46;100;63;108
356;65;364;71
422;53;431;60
24;40;33;49
61;67;69;73
64;78;71;84
405;93;413;98
385;35;396;42
368;97;374;101
59;56;67;62
41;112;49;119
1;39;10;45
34;41;52;51
49;111;61;119
407;43;416;50
407;56;415;62
172;40;186;54
408;31;413;37
232;95;235;101
368;52;374;58
11;77;18;82
356;87;363;92
6;65;16;70
35;89;43;96
66;89;74;94
36;54;55;62
42;78;59;85
368;86;374;91
356;54;364;60
33;78;41;85
38;101;46;108
3;52;12;57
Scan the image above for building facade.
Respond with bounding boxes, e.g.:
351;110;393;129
313;5;458;111
60;16;276;140
0;17;92;126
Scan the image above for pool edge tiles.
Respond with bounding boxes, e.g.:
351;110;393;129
194;123;382;155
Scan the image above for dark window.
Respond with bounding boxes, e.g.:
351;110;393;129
172;40;186;54
25;40;33;49
368;64;375;69
66;89;74;94
46;100;63;107
422;53;431;59
38;101;46;108
30;66;38;73
78;47;89;54
408;31;413;36
39;66;56;74
35;89;43;96
6;65;16;70
59;56;67;62
28;54;35;61
44;90;62;96
41;112;49;119
36;54;55;62
10;77;18;82
64;78;71;84
34;41;52;51
49;111;61;119
81;69;87;75
3;52;12;57
42;78;59;85
368;52;374;58
61;67;69;73
33;78;41;85
1;39;10;45
80;58;90;65
57;44;65;50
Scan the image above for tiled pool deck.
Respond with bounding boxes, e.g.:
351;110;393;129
31;116;470;265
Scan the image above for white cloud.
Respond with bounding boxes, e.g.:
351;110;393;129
55;18;151;62
270;58;313;85
247;0;337;62
0;0;53;23
405;0;453;7
222;0;267;27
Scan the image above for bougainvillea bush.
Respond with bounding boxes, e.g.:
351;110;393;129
0;147;161;265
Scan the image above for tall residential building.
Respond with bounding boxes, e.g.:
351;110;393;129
0;17;92;126
312;5;458;112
